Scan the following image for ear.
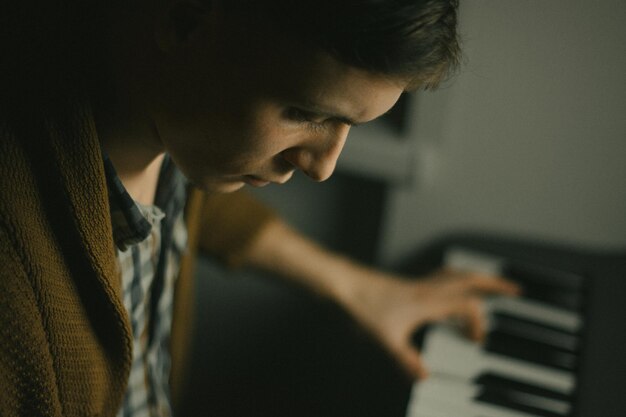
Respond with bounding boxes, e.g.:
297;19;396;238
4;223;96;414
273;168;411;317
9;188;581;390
154;0;211;52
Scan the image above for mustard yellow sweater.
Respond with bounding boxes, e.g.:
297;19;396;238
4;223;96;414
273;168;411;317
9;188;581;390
0;101;276;416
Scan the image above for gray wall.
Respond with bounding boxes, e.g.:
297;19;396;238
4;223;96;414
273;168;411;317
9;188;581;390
379;0;626;265
253;0;626;267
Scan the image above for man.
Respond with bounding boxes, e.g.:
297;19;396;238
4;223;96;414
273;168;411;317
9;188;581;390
0;0;517;415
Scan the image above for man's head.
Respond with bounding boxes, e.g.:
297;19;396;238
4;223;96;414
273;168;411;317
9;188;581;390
105;0;460;192
219;0;461;89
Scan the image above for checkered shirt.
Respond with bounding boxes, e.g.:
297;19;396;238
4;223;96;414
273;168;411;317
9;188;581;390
103;152;188;417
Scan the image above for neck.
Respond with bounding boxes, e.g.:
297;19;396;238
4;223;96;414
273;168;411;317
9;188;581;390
113;152;165;207
94;102;165;206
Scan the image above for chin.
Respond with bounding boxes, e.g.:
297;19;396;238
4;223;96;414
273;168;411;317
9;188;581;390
192;178;246;194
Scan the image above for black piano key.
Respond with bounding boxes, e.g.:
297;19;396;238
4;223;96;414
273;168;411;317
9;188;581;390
475;388;569;417
491;312;580;352
485;331;578;371
514;281;582;311
492;311;579;337
474;371;573;403
503;262;585;292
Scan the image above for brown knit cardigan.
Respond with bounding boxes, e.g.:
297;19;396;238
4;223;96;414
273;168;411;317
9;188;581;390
0;101;276;416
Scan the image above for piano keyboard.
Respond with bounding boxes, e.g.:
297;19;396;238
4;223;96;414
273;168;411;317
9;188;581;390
406;247;586;417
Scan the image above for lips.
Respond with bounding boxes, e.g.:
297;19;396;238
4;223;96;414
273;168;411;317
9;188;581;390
243;175;271;187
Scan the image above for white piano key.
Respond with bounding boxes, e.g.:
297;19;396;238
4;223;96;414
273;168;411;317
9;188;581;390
408;379;543;417
423;325;575;394
408;375;571;417
488;297;581;333
444;246;505;276
445;247;583;332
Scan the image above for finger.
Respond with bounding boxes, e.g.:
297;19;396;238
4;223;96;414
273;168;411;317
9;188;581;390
395;345;430;380
460;297;486;342
432;268;520;295
463;273;521;295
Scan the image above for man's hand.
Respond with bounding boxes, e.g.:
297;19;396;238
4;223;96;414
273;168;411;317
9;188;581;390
245;219;519;381
338;268;520;380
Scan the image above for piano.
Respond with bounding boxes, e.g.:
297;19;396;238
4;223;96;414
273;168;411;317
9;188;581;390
404;236;626;417
182;233;625;417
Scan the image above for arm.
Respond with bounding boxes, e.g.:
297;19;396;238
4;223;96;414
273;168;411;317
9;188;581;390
243;218;519;380
194;190;518;379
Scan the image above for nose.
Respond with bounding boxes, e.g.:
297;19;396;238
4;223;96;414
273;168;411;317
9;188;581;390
281;125;350;182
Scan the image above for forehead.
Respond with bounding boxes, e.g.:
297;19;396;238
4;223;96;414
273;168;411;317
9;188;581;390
280;53;406;123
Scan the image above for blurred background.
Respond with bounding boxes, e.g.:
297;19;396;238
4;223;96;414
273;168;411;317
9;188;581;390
251;0;626;266
179;1;626;416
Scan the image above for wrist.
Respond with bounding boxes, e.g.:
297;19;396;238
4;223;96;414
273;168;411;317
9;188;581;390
322;256;388;314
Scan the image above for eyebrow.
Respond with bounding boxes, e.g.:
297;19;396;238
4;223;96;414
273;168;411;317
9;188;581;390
299;101;395;127
296;101;362;126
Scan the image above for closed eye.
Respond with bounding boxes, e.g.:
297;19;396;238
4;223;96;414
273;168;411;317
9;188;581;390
283;108;328;134
285;107;322;123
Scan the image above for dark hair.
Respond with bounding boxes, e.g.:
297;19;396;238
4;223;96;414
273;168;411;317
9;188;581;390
225;0;461;89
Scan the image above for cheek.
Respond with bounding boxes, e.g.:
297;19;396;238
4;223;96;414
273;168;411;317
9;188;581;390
155;94;297;177
233;106;296;157
172;116;284;177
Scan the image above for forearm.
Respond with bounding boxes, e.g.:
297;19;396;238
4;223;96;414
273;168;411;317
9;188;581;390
244;218;387;310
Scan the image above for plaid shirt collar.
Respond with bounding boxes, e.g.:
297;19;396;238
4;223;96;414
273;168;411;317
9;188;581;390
102;152;184;251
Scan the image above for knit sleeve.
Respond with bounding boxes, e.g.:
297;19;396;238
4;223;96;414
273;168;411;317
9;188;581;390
190;188;278;268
